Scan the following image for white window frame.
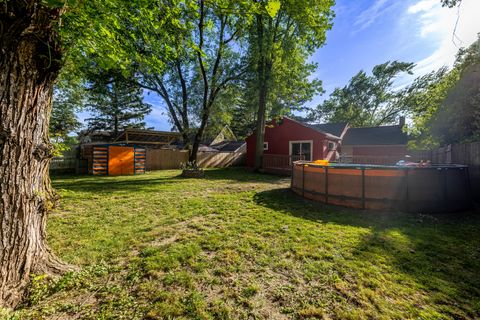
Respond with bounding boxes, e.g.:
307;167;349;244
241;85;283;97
289;140;313;161
263;141;269;151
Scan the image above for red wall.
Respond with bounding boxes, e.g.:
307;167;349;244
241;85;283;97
246;118;335;167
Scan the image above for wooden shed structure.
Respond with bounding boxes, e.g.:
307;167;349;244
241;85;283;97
80;129;182;175
92;145;146;176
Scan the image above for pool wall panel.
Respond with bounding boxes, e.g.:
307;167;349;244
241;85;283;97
291;162;471;213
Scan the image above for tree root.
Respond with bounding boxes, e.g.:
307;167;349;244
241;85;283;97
39;246;79;273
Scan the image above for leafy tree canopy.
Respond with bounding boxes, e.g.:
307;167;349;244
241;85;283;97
309;61;414;127
406;38;480;148
85;70;152;137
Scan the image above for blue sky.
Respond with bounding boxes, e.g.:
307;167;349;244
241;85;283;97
78;0;480;131
308;0;480;108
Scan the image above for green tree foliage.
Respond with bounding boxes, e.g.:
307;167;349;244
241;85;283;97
310;61;415;127
230;102;257;140
56;0;331;162
134;0;253;160
49;63;88;155
432;64;480;144
203;83;245;141
85;70;152;136
60;0;180;74
50;85;83;155
407;39;480;147
50;87;82;138
51;88;81;131
249;0;334;168
441;0;461;7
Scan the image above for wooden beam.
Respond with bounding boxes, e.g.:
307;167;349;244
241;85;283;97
115;140;171;145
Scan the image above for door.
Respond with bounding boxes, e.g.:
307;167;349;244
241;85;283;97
289;141;312;161
108;146;135;175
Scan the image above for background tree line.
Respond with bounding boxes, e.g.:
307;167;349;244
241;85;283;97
307;37;480;149
1;0;472;308
52;0;333;166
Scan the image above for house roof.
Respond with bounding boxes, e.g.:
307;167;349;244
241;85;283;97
198;145;219;152
284;117;341;140
210;141;246;152
209;125;237;145
305;123;349;138
343;125;408;145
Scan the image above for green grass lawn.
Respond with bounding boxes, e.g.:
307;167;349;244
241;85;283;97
5;168;480;319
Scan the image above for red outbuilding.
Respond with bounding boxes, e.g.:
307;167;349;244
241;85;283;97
245;117;342;167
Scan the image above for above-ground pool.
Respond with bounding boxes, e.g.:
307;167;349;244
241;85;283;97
291;161;472;213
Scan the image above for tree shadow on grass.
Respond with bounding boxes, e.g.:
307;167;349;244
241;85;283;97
52;167;288;193
51;175;182;194
52;167;288;194
204;167;289;184
254;187;480;318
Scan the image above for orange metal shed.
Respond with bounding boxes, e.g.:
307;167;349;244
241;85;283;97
92;145;146;176
108;146;134;175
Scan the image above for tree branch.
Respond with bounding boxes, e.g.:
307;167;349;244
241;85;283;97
175;60;189;128
141;73;184;133
196;0;209;113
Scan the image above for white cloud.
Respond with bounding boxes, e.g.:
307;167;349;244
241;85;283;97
353;0;392;33
407;0;480;76
407;0;436;14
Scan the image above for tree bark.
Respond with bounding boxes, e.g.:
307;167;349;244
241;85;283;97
254;14;270;171
0;1;70;308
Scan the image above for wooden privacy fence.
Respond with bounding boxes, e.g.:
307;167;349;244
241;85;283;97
145;149;245;170
197;151;245;168
146;149;189;170
50;149;77;174
338;155;401;165
50;157;77;173
408;145;453;163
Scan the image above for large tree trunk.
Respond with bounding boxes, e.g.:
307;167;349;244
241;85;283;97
0;1;69;308
188;104;212;163
254;71;268;170
189;136;201;162
254;14;271;171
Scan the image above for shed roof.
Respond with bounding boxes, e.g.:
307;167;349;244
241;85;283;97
343;125;408;145
210;141;246;152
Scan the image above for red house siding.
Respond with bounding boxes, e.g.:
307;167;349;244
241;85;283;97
246;118;336;167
